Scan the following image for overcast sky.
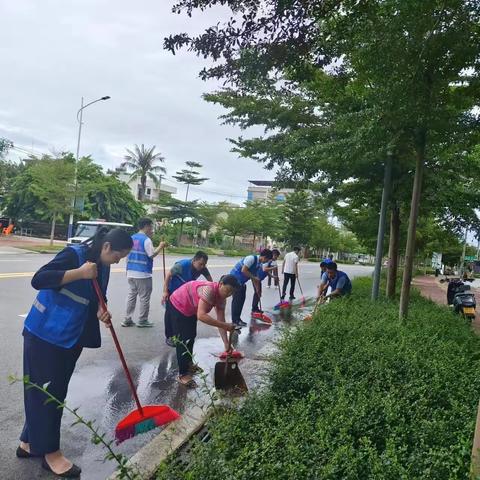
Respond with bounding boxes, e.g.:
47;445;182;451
0;0;273;204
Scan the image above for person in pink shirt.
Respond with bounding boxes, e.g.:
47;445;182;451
169;274;240;388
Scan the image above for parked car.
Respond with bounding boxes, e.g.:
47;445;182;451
67;220;134;245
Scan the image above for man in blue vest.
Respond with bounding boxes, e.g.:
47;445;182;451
162;251;213;346
318;262;352;301
122;218;166;328
230;249;273;327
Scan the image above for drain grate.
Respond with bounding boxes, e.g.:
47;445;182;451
169;424;211;472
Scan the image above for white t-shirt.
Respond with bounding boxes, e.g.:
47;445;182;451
127;237;154;279
283;251;299;274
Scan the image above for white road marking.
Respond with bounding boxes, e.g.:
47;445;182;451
18;314;28;318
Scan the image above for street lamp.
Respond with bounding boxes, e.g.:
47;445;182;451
67;95;111;240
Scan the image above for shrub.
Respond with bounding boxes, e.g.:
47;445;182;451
158;277;480;480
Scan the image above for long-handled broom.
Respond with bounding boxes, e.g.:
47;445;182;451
92;279;180;443
251;280;273;324
274;281;290;310
296;276;306;307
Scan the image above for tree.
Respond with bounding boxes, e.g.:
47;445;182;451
0;138;13;159
195;202;225;246
172;161;209;243
309;218;340;256
7;155;75;245
167;0;480;318
121;144;166;201
217;207;251;246
282;191;315;248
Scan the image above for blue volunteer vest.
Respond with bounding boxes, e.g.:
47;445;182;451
257;260;271;281
328;271;352;294
231;256;259;285
24;244;110;348
127;233;153;274
168;258;196;294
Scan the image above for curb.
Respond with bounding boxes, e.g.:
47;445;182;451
108;404;209;480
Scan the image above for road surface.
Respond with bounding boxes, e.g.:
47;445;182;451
0;249;372;479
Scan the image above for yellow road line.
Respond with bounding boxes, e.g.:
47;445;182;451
0;264;236;280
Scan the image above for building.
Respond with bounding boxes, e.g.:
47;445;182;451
247;180;294;202
117;169;177;201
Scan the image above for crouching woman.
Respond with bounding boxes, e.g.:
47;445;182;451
17;228;133;478
169;274;239;388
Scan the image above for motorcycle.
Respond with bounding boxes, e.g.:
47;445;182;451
441;276;476;320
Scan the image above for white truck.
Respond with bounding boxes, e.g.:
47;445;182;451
67;220;133;245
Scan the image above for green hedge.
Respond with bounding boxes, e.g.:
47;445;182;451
157;277;480;480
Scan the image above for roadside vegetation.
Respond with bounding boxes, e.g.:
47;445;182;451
157;277;480;479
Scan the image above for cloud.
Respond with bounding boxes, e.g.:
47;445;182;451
0;0;274;203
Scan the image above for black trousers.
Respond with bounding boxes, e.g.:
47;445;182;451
232;284;247;323
252;282;262;312
170;304;197;376
164;300;175;339
282;273;296;298
20;330;83;455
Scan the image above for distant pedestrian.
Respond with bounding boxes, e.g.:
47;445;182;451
230;249;273;326
122;218;167;328
162;251;212;346
267;249;280;288
18;228;132;478
169;275;239;388
281;247;301;301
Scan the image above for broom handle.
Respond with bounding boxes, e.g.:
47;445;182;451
162;246;166;282
297;275;304;296
92;279;144;415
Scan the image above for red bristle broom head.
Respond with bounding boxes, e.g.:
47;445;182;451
115;405;180;443
219;349;244;360
251;312;272;324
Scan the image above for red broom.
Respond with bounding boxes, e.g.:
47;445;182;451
251;281;273;324
92;279;180;443
297;276;306;307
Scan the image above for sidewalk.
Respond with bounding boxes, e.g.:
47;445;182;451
0;234;66;251
413;275;480;332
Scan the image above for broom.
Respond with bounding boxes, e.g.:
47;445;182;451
274;281;290;310
251;280;273;324
296;275;306;307
92;279;180;443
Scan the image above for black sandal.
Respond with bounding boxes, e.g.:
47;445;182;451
16;446;36;459
42;458;82;478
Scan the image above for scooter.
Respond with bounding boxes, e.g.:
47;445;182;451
441;276;476;320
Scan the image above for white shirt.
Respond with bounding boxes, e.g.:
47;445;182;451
283;251;299;274
127;237;154;279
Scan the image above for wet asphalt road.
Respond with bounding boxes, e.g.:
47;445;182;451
0;250;372;480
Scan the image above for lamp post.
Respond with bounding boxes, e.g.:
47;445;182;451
67;95;111;240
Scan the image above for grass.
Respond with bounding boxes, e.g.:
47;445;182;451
157;277;480;480
20;245;64;254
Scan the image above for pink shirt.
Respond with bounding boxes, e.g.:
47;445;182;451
170;281;225;317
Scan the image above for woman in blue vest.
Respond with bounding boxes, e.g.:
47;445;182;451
230;249;273;326
17;227;133;478
161;251;212;346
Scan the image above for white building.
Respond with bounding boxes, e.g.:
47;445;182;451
117;170;177;202
247;180;294;202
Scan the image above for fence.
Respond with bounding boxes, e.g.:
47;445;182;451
15;221;68;240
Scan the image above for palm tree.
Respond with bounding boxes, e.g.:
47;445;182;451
121;144;166;201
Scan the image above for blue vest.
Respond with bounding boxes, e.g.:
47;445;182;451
257;261;271;281
328;271;352;294
231;256;259;285
168;258;196;294
24;245;110;348
127;233;153;274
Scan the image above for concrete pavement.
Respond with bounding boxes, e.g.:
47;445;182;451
0;250;372;480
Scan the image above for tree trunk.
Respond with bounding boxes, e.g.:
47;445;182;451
372;154;393;300
232;234;236;246
139;175;146;201
386;205;400;299
50;213;56;246
178;217;184;246
252;233;256;251
399;136;426;318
